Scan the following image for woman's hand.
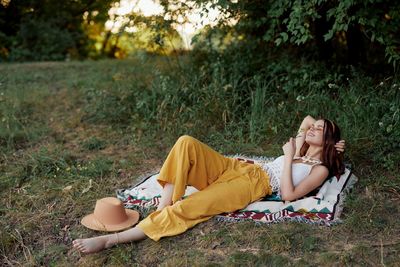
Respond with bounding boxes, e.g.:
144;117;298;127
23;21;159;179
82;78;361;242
283;137;296;159
335;140;345;154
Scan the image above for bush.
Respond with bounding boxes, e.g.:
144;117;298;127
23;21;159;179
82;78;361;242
183;0;400;67
81;54;400;173
8;19;76;61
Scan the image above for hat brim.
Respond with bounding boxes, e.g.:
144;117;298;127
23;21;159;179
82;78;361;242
81;209;139;232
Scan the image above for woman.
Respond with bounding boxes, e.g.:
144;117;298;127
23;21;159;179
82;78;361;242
73;115;345;253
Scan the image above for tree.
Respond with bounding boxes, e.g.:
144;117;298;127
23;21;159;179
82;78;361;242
0;0;116;61
160;0;400;67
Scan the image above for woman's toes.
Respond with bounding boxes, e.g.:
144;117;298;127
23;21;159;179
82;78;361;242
72;240;86;252
71;236;109;254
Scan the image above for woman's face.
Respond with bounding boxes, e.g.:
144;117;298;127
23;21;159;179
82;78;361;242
305;119;325;146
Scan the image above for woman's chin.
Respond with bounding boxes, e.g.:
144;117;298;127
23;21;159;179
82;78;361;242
305;139;323;147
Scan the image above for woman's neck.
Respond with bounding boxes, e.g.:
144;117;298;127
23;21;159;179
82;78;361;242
305;145;323;160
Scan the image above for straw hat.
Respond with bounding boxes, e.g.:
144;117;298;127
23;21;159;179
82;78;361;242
81;197;139;232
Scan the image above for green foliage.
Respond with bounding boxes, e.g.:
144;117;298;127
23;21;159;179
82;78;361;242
343;193;397;234
0;96;36;148
82;85;136;124
1;147;71;191
0;82;48;149
1;0;399;65
2;146;114;192
78;156;114;178
9;18;76;61
76;54;400;175
0;0;116;61
165;0;400;66
103;14;184;58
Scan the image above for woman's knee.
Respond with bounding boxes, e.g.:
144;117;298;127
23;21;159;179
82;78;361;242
176;135;197;146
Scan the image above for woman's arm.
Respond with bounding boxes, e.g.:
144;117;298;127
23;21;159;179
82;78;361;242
281;164;329;201
295;115;346;156
295;115;316;157
280;137;329;201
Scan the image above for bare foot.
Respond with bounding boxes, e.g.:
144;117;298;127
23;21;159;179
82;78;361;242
72;235;116;254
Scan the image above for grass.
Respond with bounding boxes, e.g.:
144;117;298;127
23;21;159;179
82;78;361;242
0;56;399;266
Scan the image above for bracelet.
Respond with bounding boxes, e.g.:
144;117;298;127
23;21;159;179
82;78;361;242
297;128;305;134
114;233;120;246
296;128;306;137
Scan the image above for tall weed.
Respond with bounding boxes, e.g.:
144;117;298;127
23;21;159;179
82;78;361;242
81;55;399;175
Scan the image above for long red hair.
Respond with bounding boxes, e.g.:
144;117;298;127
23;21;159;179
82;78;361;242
299;118;345;179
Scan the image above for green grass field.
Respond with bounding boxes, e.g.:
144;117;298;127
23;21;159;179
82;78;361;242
0;57;399;266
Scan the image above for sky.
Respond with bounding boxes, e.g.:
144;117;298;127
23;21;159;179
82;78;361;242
106;0;223;49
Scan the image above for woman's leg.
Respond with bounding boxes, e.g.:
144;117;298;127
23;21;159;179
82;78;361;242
137;164;271;241
73;135;232;253
156;183;174;211
72;163;270;254
73;183;175;254
156;135;233;204
73;226;147;254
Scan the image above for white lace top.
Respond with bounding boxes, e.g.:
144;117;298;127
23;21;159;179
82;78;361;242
260;155;321;194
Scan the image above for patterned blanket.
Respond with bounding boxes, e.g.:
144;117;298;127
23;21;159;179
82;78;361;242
117;156;357;226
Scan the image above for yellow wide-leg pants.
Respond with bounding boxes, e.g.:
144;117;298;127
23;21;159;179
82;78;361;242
137;135;272;241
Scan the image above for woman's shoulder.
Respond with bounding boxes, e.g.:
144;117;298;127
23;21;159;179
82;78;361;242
310;164;329;175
